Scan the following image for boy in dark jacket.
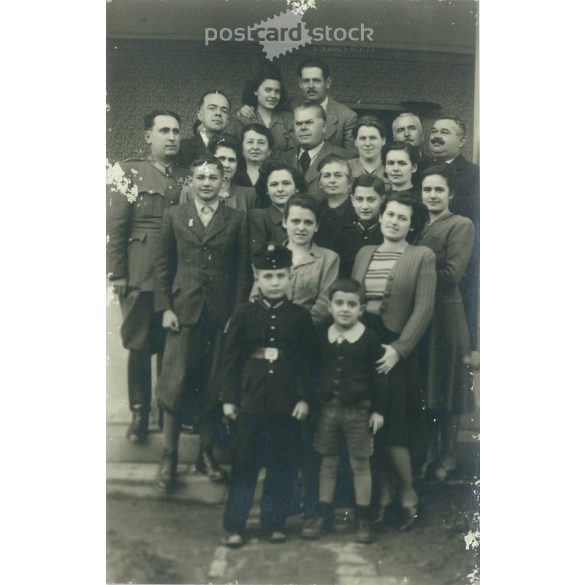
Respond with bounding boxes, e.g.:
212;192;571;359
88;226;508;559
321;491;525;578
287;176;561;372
302;278;386;544
221;243;316;548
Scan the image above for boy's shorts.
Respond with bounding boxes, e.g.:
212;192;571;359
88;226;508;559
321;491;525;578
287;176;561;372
314;398;374;457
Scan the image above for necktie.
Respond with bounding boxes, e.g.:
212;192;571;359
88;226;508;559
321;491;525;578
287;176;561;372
299;149;311;174
200;205;213;227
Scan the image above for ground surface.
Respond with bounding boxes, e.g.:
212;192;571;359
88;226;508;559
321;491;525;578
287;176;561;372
106;473;479;585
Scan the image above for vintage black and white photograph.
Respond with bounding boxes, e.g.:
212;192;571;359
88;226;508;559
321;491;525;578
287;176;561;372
105;1;480;583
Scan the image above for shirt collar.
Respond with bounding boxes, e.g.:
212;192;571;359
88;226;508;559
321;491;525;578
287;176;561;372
355;219;379;234
193;198;220;215
299;141;325;161
321;96;329;111
198;126;210;146
327;322;365;344
284;241;324;265
148;157;175;176
259;295;287;311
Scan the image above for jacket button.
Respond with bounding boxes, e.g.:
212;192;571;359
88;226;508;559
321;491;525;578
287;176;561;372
333;379;340;385
268;370;274;375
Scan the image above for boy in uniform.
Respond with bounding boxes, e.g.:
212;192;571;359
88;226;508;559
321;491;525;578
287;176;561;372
302;278;386;544
221;243;316;548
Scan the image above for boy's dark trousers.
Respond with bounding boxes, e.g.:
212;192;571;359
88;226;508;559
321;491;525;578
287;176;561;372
223;414;300;534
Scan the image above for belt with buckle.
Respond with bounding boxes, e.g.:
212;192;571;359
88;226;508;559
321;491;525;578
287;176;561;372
250;347;280;361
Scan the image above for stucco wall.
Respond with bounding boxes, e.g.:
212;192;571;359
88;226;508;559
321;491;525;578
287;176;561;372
106;39;475;162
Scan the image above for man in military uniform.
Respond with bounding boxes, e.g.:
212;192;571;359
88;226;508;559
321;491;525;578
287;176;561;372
106;109;190;442
153;155;250;492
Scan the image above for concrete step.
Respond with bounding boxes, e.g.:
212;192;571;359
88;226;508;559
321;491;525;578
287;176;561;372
106;462;268;505
107;423;201;464
107;423;479;465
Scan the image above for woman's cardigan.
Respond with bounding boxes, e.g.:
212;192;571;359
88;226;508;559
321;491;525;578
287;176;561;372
352;243;437;359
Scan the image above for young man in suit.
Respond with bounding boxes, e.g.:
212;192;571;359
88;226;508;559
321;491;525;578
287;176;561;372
421;115;480;350
282;101;348;201
153;155;250;492
107;110;190;443
176;91;232;167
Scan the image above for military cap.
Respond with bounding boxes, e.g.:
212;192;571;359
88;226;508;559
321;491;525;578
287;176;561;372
252;242;292;270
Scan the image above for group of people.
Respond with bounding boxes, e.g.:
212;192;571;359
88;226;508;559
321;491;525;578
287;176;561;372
106;57;479;547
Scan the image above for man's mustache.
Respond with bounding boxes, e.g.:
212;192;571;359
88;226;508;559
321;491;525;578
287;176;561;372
431;138;445;146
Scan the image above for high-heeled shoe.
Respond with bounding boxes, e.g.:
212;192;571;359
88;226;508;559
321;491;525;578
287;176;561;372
398;499;420;532
434;463;456;482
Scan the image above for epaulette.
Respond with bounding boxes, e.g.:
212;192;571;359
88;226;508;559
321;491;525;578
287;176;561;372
122;157;148;163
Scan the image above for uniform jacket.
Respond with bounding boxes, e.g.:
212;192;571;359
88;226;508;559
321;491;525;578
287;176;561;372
247;204;287;257
154;202;250;327
221;298;317;415
419;213;474;304
352;243;436;359
106;158;190;290
335;220;383;278
281;141;349;200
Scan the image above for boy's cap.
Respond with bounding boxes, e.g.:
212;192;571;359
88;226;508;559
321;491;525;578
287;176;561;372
253;243;292;270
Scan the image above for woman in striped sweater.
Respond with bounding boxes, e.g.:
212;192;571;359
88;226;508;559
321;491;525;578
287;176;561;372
352;192;436;530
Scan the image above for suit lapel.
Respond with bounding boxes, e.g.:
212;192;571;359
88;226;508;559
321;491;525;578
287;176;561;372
177;203;205;242
305;143;331;185
325;100;339;142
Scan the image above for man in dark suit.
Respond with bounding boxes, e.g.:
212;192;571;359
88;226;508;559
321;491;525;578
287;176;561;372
153;155;250;491
423;115;480;350
107;110;190;443
176;90;232;167
282;101;348;201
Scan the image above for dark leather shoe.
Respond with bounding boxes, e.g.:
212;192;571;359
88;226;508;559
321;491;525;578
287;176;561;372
154;449;178;493
398;503;419;532
301;516;332;540
126;409;149;443
195;450;225;482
